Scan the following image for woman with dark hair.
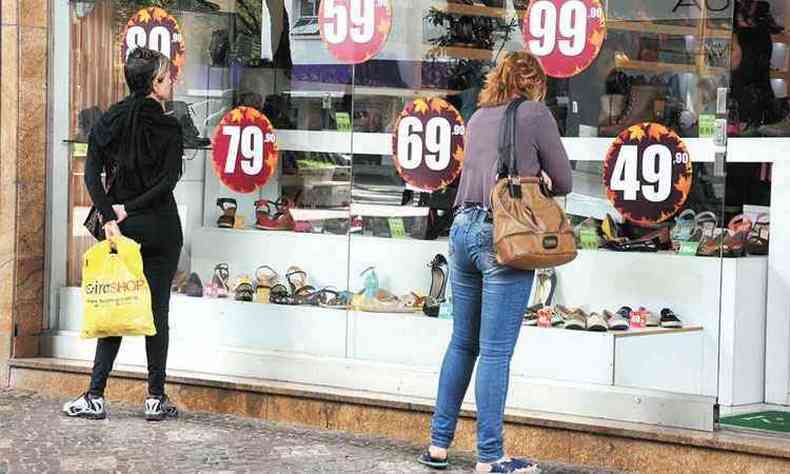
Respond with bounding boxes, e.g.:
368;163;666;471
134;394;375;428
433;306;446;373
418;52;572;473
63;47;184;421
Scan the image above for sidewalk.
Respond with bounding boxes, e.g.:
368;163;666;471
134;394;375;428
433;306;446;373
0;389;616;473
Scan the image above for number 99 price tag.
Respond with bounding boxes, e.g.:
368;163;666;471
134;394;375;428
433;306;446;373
523;0;606;78
392;98;465;192
212;107;279;194
319;0;392;64
603;123;693;226
121;7;185;82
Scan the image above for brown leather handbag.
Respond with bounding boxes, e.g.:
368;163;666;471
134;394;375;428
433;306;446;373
490;99;577;270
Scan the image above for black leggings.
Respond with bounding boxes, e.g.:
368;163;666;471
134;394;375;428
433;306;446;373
88;212;182;397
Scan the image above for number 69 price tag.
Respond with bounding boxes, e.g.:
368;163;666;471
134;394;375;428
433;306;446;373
319;0;392;64
603;123;693;226
392;97;465;192
523;0;606;78
121;7;185;82
212;107;279;194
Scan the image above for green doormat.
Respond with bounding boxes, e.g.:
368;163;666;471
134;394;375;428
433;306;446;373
720;411;790;433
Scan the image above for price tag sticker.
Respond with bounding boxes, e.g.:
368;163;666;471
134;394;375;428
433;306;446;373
387;217;407;239
537;308;553;328
319;0;392;64
522;0;607;78
121;7;185;82
579;227;599;249
392;97;465;192
603;123;693;226
335;112;352;132
211;107;279;194
629;309;648;329
72;143;88;157
698;114;715;138
678;240;700;256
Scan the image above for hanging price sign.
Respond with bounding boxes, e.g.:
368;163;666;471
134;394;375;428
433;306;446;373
603;123;693;226
211;107;279;194
392;97;465;192
319;0;392;64
121;7;185;82
522;0;606;78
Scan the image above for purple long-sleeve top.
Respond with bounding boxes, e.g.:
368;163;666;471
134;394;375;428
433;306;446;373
454;100;573;208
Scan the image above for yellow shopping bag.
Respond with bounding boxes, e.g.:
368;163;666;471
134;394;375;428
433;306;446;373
80;236;156;339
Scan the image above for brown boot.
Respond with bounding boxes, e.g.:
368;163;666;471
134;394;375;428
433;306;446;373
599;85;665;137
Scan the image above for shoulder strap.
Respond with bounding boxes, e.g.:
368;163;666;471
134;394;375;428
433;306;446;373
496;98;528;180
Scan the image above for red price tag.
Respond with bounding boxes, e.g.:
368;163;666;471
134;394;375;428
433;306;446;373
629;309;647;329
319;0;392;64
211;107;279;194
537;308;553;328
392;97;465;192
603;123;693;225
522;0;606;78
121;7;186;82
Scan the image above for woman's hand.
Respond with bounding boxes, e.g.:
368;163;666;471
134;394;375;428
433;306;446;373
112;204;128;224
103;220;122;240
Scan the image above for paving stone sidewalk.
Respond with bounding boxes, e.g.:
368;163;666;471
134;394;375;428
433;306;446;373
0;389;618;473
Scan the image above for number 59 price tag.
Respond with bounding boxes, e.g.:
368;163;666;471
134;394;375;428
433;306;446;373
121;7;185;82
319;0;392;64
212;107;279;194
603;123;693;226
523;0;606;78
392;97;465;192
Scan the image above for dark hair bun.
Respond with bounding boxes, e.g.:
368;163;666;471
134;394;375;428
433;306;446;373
124;47;167;94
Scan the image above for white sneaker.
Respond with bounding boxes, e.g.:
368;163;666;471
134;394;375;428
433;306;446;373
587;312;608;332
145;394;179;421
604;308;630;331
62;393;106;419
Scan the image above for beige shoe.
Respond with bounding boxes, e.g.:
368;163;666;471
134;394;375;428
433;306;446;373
587;312;609;332
557;305;587;330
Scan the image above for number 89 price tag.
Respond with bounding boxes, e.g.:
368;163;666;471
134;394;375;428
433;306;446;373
603;123;693;226
121;7;185;82
212;107;279;194
392;98;465;192
523;0;606;78
319;0;392;64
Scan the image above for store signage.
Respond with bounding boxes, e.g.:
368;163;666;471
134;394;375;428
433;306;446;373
603;122;693;226
319;0;392;64
522;0;607;78
121;7;185;81
211;107;279;194
392;97;465;192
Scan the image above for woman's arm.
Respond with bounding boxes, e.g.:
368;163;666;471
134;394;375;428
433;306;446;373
532;104;572;196
123;136;183;212
84;134;118;222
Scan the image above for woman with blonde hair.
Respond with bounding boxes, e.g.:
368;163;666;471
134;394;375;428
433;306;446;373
418;52;572;473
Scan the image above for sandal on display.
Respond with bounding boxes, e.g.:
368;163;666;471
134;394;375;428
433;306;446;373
233;276;255;302
212;263;230;298
587;312;609;332
285;266;310;295
318;289;354;310
255;198;295;231
642;307;660;327
254;265;279;304
747;213;770;255
216;198;238;229
533;268;557;307
671;209;697;243
524;303;543;326
184;273;204;297
357;290;423;313
292;285;319;305
171;271;188;293
557;305;587;330
423;254;449;317
603;308;630;331
269;283;295;305
694;211;718;241
722;214;752;258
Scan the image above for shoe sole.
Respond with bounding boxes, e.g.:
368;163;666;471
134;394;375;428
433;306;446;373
416;458;448;470
564;323;585;330
660;322;683;328
609;324;629;330
63;411;106;420
588;325;608;332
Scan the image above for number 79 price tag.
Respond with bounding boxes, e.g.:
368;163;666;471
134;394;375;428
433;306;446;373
603;123;693;226
212;107;279;194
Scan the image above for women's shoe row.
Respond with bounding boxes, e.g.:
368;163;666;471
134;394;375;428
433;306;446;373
524;305;684;331
216;197;295;231
577;210;769;257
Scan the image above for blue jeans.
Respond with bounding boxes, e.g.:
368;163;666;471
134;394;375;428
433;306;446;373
431;207;534;463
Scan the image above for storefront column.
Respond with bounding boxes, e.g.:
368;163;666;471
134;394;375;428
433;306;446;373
0;0;49;385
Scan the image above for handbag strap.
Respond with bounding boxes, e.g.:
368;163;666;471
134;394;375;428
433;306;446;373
496;98;528;198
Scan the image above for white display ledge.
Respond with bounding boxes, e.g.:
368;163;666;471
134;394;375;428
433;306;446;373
52;287;715;430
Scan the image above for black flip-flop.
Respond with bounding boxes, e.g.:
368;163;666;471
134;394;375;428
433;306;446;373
417;451;449;470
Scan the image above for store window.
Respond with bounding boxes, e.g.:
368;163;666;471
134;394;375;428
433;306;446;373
50;0;777;430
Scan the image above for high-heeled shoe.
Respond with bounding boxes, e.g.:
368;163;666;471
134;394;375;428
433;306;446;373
423;254;448;317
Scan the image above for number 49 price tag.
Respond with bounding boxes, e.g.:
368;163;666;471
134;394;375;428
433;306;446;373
523;0;606;78
392;97;465;192
603;123;693;226
121;7;185;81
319;0;392;64
212;107;279;194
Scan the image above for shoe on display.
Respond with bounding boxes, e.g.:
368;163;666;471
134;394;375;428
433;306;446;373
255;198;295;231
165;101;211;148
603;309;630;331
747;213;770;255
598;94;627;128
659;308;683;328
233;275;255;302
586;312;608;332
144;394;179;422
216;198;237;229
642;307;660;327
212;263;230;298
523;303;542;326
184;272;204;297
599;85;665;137
254;265;279;303
757;115;790;137
533;268;557;307
62;393;106;419
424;254;449;317
171;271;188;293
557;305;586;330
